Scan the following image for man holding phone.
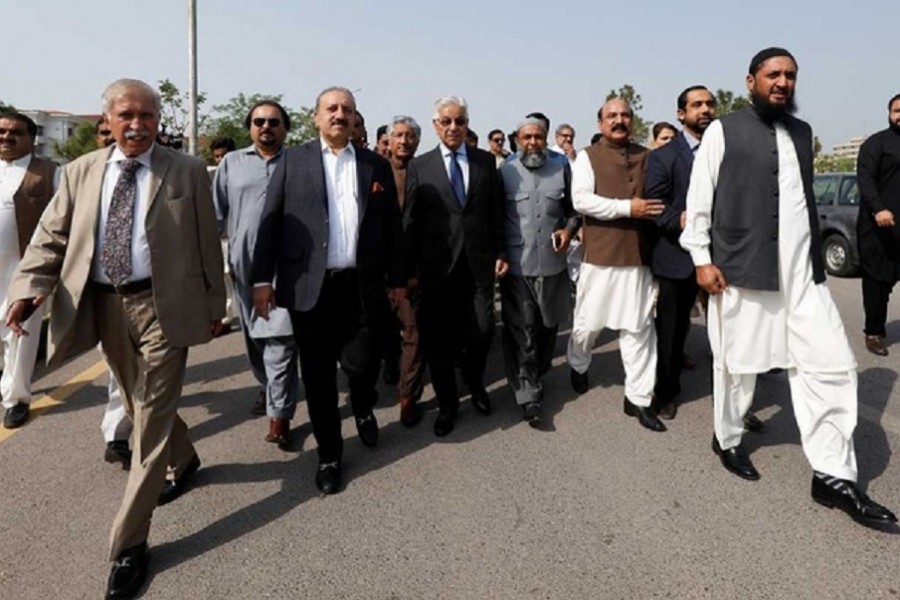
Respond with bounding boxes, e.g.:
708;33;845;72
498;118;579;426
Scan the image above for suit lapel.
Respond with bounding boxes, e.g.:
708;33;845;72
305;142;328;214
356;149;373;218
82;147;114;249
147;145;172;210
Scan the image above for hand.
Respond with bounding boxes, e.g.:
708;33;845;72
680;211;687;230
696;264;728;295
253;285;275;320
552;229;571;254
495;259;509;278
388;287;407;309
210;320;224;337
875;210;895;228
630;198;665;219
4;295;45;337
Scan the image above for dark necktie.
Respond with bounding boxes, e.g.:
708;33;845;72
101;159;141;285
449;151;466;207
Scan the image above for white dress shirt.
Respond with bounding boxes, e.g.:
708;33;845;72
91;144;154;284
320;138;359;269
440;142;470;193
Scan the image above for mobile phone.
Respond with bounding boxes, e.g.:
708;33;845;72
551;232;562;251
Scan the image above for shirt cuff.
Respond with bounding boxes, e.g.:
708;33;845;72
253;282;272;288
689;248;712;266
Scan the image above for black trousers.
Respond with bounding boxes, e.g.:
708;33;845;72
654;274;699;405
419;257;495;415
290;270;379;464
862;275;896;337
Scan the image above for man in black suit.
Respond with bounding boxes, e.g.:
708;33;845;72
252;86;405;494
645;86;716;420
404;95;507;437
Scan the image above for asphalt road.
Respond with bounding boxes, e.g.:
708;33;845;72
1;275;898;600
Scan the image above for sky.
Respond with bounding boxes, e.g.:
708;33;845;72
2;0;897;152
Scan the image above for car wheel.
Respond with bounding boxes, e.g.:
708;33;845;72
822;234;854;277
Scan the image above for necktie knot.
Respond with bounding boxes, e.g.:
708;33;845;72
119;159;141;180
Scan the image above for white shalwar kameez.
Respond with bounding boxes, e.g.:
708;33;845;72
681;120;858;481
566;150;657;407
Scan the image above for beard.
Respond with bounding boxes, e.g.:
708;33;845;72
521;149;547;169
750;90;797;122
889;118;900;134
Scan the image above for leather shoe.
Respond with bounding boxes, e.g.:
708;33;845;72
265;418;291;446
158;454;201;506
105;441;132;470
865;335;889;357
623;398;666;432
655;400;677;421
433;411;456;437
251;389;266;416
743;413;764;432
570;368;589;395
399;398;421;428
315;461;342;495
3;402;29;429
522;401;542;427
470;388;492;415
711;435;759;480
106;542;148;600
812;474;897;526
355;411;379;447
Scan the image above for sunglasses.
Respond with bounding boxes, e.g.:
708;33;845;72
490;137;504;143
436;117;468;128
98;130;112;136
252;117;281;128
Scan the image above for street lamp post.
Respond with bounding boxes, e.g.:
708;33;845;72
187;0;198;156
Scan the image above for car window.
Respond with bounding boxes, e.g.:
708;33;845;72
813;175;838;206
838;176;859;206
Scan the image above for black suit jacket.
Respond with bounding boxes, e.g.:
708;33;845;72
403;145;506;290
645;134;696;279
251;140;404;316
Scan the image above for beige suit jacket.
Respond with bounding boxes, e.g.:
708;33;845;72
7;144;225;366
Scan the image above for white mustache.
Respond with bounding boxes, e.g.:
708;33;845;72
124;130;149;140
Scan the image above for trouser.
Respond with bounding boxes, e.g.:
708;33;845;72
713;364;858;481
654;275;699;405
500;275;557;406
290;270;379;464
419;258;495;415
395;284;425;402
96;285;195;560
0;302;47;409
862;276;895;337
101;373;133;443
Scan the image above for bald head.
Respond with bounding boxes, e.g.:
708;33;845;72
597;98;632;145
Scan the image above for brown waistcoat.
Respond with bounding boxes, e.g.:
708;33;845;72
581;139;650;267
13;156;57;257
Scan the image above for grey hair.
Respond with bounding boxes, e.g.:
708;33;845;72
389;115;421;140
101;79;160;116
315;86;357;111
555;123;574;135
432;95;468;120
516;117;547;134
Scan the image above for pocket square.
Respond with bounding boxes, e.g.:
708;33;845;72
371;181;384;193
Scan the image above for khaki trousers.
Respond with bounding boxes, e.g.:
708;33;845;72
94;286;195;560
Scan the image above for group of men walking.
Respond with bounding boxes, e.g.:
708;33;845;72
2;46;899;600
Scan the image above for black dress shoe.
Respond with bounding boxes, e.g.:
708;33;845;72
711;435;760;481
812;474;898;526
623;398;666;432
433;411;456;437
105;441;132;470
522;402;542;427
570;368;589;395
470;388;492;416
106;542;148;600
656;400;677;421
158;454;201;506
315;461;342;495
743;413;764;432
355;412;379;447
3;402;29;429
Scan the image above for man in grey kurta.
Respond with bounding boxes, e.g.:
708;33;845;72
214;100;299;445
499;118;578;426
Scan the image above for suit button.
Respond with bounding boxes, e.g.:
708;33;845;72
322;242;327;248
772;213;778;218
773;190;779;197
771;233;778;240
628;177;634;182
773;168;779;175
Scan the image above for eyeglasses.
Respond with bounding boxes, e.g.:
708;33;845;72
558;133;574;139
435;117;468;128
252;117;281;128
490;137;504;143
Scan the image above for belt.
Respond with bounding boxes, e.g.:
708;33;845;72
92;278;153;295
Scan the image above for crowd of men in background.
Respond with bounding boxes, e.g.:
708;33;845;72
1;46;899;599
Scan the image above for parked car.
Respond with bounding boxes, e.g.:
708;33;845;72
813;172;859;277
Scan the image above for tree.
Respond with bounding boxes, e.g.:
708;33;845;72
813;136;823;157
158;78;208;138
201;93;317;162
605;84;651;143
0;99;15;115
814;155;856;174
714;89;751;117
54;120;100;161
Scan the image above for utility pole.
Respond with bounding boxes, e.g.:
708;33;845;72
187;0;198;155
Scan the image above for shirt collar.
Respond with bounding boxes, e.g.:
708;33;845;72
682;130;701;152
108;143;154;169
244;144;284;160
440;142;467;158
320;137;355;157
0;153;33;169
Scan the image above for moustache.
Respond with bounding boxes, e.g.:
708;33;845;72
611;124;628;132
124;129;150;140
331;118;349;127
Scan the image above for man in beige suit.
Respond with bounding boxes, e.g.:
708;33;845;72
5;78;225;600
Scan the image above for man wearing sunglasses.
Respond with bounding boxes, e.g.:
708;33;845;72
404;95;508;437
215;101;300;447
487;129;508;167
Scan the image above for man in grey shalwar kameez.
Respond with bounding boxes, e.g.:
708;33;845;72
499;118;579;426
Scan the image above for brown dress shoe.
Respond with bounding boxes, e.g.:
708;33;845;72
865;335;888;356
251;389;267;416
399;398;421;427
265;418;291;446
